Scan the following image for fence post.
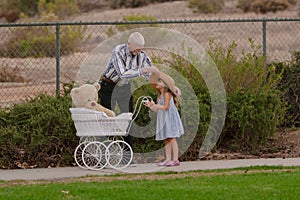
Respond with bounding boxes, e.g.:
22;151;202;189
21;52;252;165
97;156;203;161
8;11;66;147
262;18;267;58
55;23;60;97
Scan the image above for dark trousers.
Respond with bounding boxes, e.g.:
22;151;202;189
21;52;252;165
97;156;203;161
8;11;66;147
98;79;134;146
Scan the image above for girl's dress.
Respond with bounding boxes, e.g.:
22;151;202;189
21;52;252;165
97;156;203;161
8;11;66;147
156;95;184;141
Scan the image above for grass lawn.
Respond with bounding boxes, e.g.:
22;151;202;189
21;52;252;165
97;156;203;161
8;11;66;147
0;166;299;200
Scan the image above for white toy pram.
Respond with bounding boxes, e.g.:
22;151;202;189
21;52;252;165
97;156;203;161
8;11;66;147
70;96;152;170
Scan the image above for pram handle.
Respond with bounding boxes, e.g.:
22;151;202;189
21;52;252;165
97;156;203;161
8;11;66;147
126;96;153;133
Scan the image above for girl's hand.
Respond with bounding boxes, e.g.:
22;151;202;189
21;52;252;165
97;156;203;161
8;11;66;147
144;100;155;107
145;100;160;112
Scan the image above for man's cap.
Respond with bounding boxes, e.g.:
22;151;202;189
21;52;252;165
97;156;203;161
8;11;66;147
128;32;145;48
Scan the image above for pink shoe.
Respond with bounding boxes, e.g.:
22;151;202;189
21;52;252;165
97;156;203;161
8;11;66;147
168;160;180;166
157;161;171;166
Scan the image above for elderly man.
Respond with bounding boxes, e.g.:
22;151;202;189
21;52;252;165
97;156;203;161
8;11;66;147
98;32;159;165
99;32;159;113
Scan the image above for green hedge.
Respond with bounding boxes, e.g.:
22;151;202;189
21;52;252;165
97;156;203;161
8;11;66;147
275;51;300;127
220;88;284;151
0;93;77;169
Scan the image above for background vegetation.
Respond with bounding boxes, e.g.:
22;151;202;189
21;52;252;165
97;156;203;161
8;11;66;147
0;85;77;169
1;39;299;168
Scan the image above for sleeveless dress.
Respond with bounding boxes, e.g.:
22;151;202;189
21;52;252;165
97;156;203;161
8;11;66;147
156;95;184;141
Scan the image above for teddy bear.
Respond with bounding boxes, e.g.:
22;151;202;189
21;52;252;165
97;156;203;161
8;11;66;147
70;82;115;117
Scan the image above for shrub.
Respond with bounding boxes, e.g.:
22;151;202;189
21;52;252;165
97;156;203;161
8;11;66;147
110;0;152;9
288;0;298;5
109;0;178;9
238;0;293;13
38;0;78;19
0;0;78;22
208;39;285;151
0;87;77;169
0;0;38;22
119;14;158;30
77;0;109;12
208;38;279;94
237;0;254;12
0;8;21;23
251;0;291;13
0;13;86;58
0;66;26;82
276;51;300;127
107;14;158;36
223;88;284;151
188;0;225;13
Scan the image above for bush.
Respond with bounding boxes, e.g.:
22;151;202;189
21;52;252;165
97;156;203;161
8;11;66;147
110;0;151;9
276;51;300;127
0;0;38;22
251;0;290;13
238;0;293;13
0;88;77;169
208;38;279;94
77;0;109;12
109;0;178;9
0;66;26;82
237;0;254;12
0;8;21;23
208;39;285;151
38;0;78;19
188;0;224;13
107;14;158;37
222;88;284;151
0;0;78;22
0;13;86;58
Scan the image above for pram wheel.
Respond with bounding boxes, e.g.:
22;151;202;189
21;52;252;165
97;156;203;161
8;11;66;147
74;141;89;169
82;141;107;170
106;140;133;170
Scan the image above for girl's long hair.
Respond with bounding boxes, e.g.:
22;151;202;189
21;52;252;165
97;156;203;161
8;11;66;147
155;81;179;108
167;89;179;108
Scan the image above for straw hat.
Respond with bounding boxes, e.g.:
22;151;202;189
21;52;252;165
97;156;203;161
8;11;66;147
150;71;177;96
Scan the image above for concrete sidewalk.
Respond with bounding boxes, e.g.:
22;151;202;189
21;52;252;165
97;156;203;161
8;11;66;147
1;157;299;181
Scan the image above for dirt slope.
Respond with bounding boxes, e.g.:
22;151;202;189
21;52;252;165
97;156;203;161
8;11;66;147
68;0;299;22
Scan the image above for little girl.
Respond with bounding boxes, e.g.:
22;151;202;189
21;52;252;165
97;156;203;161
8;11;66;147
145;72;184;166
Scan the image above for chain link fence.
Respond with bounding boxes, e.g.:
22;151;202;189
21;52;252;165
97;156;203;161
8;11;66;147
0;18;299;107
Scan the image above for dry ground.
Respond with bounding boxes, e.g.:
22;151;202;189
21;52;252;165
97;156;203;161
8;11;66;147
69;0;300;21
202;129;300;160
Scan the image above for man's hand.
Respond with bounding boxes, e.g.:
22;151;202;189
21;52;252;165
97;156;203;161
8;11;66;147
141;66;160;74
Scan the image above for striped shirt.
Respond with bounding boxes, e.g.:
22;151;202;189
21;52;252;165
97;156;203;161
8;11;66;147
103;44;152;84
